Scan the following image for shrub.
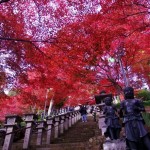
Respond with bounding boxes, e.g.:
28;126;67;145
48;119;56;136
114;102;120;108
142;112;150;127
143;101;150;106
136;89;150;101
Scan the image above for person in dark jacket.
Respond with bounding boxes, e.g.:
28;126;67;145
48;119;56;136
79;105;87;122
103;97;121;140
120;86;150;150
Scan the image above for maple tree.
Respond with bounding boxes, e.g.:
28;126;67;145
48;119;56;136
0;0;149;120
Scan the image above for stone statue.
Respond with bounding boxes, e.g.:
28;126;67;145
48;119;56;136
103;96;121;140
120;86;150;150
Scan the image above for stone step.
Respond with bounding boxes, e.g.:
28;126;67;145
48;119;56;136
10;130;96;149
36;142;87;150
51;139;89;143
55;132;95;138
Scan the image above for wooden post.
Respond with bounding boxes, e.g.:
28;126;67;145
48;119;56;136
36;121;46;146
46;117;53;144
23;114;37;149
2;115;22;150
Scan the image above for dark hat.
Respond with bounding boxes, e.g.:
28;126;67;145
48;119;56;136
104;97;112;106
123;87;134;99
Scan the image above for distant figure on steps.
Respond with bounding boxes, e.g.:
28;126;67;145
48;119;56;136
79;105;87;122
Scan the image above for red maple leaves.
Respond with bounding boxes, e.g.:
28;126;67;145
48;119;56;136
0;0;149;120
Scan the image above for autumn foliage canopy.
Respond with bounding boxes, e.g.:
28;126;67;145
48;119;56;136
0;0;149;120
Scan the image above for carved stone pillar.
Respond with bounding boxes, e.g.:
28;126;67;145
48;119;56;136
54;116;60;138
46;117;53;144
68;112;72;128
64;113;69;131
23;114;37;149
60;115;65;134
75;111;78;123
2;115;22;150
36;121;46;146
71;112;75;125
77;111;81;120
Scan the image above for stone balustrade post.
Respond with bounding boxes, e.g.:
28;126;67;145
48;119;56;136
64;113;69;131
78;111;81;120
60;108;63;114
71;112;75;125
62;108;65;114
74;111;78;123
74;111;77;124
36;120;46;146
2;115;22;150
76;111;79;121
54;116;60;138
56;109;59;115
46;117;53;144
98;114;106;135
68;112;72;128
76;111;80;122
23;114;37;149
60;115;65;134
65;108;67;113
73;112;76;124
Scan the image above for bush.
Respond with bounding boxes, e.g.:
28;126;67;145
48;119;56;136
114;101;150;108
143;101;150;106
136;89;150;101
142;112;150;127
114;102;120;108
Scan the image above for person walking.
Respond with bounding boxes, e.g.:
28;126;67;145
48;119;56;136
79;105;88;122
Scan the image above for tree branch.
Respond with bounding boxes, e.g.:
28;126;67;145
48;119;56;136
0;37;56;43
0;0;10;4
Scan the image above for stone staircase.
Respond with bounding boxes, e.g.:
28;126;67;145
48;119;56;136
10;115;102;150
0;112;126;150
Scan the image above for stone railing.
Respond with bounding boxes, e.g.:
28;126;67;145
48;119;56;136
0;110;81;150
